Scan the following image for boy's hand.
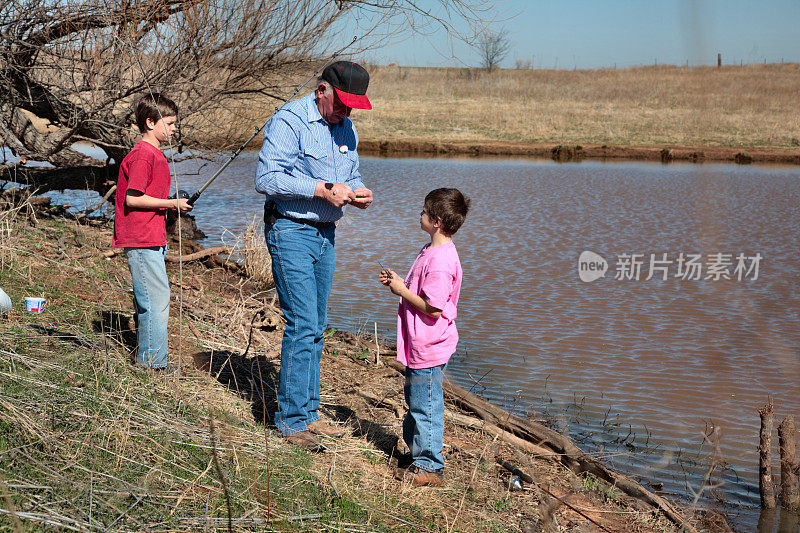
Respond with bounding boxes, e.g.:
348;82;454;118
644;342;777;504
177;198;193;213
350;187;373;209
379;269;405;295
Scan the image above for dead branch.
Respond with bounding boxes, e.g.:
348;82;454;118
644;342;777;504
1;0;496;193
165;246;231;263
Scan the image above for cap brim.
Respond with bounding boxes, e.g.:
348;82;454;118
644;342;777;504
334;88;372;110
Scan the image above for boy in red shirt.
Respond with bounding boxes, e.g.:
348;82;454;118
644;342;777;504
113;94;192;369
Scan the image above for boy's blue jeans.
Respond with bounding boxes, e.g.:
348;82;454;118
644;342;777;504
125;246;170;368
267;218;336;436
404;364;446;472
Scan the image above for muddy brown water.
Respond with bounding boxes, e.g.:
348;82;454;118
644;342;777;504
49;150;800;529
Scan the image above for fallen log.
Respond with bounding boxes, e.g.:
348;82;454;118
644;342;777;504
445;410;556;458
381;355;698;532
443;379;698;532
165;246;232;263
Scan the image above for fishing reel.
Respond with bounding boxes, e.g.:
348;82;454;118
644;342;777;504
168;189;200;207
169;189;190;201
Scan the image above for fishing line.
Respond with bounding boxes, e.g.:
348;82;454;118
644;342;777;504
183;35;358;206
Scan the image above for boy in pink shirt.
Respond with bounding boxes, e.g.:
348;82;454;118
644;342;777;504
380;188;470;486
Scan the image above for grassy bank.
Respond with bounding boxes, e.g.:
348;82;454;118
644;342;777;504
0;198;719;531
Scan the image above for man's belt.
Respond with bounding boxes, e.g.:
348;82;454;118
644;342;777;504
264;206;331;230
274;212;333;229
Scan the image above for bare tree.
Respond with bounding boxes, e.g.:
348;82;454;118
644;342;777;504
476;28;510;71
0;0;494;193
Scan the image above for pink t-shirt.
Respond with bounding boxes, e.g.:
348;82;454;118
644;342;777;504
396;241;463;369
113;141;171;248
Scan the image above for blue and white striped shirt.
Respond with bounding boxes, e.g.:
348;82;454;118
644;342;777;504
254;93;365;223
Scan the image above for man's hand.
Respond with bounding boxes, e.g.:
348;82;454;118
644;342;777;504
177;198;193;213
350;187;373;209
315;182;355;207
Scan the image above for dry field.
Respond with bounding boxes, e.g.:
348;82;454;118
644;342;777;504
211;63;800;152
350;63;800;149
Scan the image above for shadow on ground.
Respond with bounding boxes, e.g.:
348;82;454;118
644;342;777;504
192;349;405;460
92;310;137;361
193;350;280;425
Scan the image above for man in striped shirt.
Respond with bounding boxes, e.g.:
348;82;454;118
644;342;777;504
255;61;373;450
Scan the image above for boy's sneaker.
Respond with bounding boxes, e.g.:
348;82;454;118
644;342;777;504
398;465;443;487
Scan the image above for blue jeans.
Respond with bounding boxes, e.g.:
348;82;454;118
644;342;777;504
125;246;170;368
267;218;336;436
403;365;446;472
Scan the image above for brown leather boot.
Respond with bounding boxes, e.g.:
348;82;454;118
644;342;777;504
284;430;325;452
400;465;443;487
307;420;344;438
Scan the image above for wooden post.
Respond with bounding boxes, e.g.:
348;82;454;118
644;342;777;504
373;322;382;367
717;53;722;67
778;415;800;511
758;399;776;508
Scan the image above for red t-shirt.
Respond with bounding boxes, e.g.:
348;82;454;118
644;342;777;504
113;141;171;248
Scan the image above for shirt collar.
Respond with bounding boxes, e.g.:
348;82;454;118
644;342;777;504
306;93;324;124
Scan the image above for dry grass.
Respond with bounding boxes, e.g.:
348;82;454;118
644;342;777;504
241;217;273;292
217;63;800;150
350;63;800;148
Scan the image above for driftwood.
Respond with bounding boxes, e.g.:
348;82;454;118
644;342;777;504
778;415;800;511
28;196;51;206
77;185;116;218
758;399;777;508
165;246;232;263
381;356;698;533
445;410;556;458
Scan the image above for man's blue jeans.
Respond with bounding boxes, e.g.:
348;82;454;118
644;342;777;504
125;246;170;368
403;365;446;472
267;218;336;436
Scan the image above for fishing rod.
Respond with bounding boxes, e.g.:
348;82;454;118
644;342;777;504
178;37;358;206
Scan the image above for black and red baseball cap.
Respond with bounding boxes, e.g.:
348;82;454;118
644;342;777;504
321;61;372;110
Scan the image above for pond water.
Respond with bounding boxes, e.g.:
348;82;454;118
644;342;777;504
38;149;800;529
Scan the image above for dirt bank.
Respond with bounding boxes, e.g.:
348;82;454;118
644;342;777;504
358;139;800;165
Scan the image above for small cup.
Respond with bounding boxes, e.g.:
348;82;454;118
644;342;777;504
24;296;46;314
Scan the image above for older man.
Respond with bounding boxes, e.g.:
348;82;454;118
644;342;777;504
255;61;373;449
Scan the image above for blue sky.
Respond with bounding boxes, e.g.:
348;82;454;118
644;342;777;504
362;0;800;68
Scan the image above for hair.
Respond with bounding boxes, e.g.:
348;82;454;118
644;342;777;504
424;188;470;235
134;93;178;133
316;79;333;96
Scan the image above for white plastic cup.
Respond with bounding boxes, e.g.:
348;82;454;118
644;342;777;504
24;296;46;313
0;287;11;315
